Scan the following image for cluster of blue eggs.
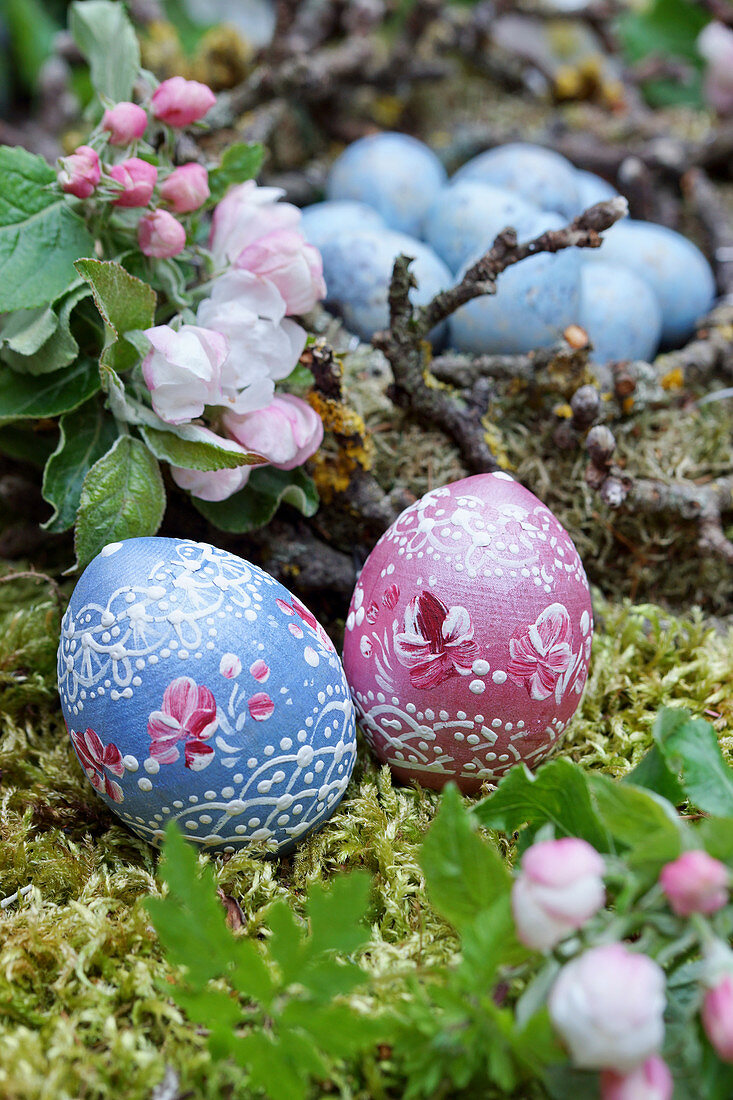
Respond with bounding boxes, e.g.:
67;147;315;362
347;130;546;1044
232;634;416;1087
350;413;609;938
301;133;717;363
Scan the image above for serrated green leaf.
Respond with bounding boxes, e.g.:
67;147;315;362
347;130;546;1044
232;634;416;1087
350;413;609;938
0;306;57;356
208;143;264;205
459;895;529;986
140;424;264;471
587;771;682;851
230;1032;309;1100
625;743;687;805
192;465;319;532
473;757;610;851
265;901;305;988
420;784;511;929
75;259;156;373
0;357;101;424
42;398;118;532
74;434;165;568
1;284;91;375
650;708;733;817
0;146;94;312
306;872;371;958
69;0;140;103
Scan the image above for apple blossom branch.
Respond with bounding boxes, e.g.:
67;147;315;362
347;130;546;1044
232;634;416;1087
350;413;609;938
371;198;628;474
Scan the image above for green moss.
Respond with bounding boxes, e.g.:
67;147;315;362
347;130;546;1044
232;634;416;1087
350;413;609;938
0;568;730;1097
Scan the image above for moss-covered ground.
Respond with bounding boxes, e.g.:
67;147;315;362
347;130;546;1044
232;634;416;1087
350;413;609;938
0;562;731;1099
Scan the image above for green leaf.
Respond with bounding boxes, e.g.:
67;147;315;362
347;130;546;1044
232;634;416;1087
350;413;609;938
473;757;610;851
41;398;118;533
0;146;94;312
0;423;57;466
75;259;156;373
69;0;140;103
651;707;733;817
587;771;683;853
192;466;319;532
208;143;264;205
2;0;61;90
459;895;529;985
140;424;264;471
618;0;709;108
0;357;101;424
625;744;687;805
0;283;91;375
420;784;511;928
74;434;165;568
306;872;371;958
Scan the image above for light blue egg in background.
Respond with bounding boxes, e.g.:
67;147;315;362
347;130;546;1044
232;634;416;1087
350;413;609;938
573;169;619;213
301;200;385;250
579;261;663;364
422;180;540;274
448;211;582;354
326;131;447;237
319;228;453;342
586;219;717;346
452;142;580;219
57;537;357;854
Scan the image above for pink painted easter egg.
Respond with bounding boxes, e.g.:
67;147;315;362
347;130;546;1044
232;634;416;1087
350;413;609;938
342;472;593;793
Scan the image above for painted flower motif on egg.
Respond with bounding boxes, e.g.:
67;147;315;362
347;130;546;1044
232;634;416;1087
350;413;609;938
58;537;357;852
342;473;593;793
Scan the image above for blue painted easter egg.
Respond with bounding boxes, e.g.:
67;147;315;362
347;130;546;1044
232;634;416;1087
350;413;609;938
326;131;448;237
300;200;385;249
573;169;618;212
452;143;580;219
57;537;357;854
579;262;663;364
422;180;540;274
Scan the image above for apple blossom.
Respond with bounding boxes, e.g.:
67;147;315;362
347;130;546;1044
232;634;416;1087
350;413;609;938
600;1056;674;1100
209;181;326;313
57;145;100;199
160;163;210;213
142;325;228;424
703;976;733;1062
511;837;606;951
101;102;148;145
171;463;252;502
138;209;186;258
197;269;306;413
659;850;728;917
151;76;216;127
223;394;323;470
109;157;157;207
548;943;666;1072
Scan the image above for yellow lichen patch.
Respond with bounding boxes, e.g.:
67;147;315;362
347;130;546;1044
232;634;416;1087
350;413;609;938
139;21;187;80
372;95;406;128
481;417;514;470
306;391;374;502
623;395;635;414
554;403;573;419
188;26;253;89
661;366;685;391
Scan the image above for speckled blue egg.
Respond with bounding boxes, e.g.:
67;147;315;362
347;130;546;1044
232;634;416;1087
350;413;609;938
448;212;582;354
57;537;357;854
320;228;453;342
452;143;580;219
579;261;663;364
584;219;716;346
574;170;618;212
422;180;540;274
326;132;447;237
301;200;385;249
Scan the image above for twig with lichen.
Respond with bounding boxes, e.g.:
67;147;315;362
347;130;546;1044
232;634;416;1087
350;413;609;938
372;198;628;473
585;425;733;564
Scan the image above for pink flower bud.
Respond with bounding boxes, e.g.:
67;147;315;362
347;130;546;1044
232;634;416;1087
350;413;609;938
138;209;186;258
659;850;729;917
703;976;733;1062
223;394;324;471
160;163;210;213
511;837;605;951
151;76;216;127
109;157;157;207
548;943;666;1072
101;102;148;145
600;1056;673;1100
57;145;100;199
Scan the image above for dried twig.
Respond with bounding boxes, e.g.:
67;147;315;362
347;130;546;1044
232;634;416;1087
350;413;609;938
372;199;628;472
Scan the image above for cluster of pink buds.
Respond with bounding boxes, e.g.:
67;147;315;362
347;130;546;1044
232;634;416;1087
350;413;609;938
510;836;732;1096
57;77;216;259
